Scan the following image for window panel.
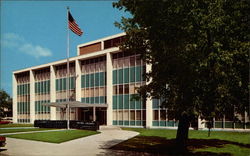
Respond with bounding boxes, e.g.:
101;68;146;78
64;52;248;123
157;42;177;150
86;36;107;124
100;72;104;86
135;66;142;82
118;69;123;84
118;95;123;109
81;75;85;88
124;68;129;83
124;94;129;109
90;74;94;87
95;73;100;86
86;74;89;88
130;67;135;82
113;70;117;85
113;96;117;109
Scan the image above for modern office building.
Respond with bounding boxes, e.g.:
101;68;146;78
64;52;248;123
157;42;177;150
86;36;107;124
13;33;249;129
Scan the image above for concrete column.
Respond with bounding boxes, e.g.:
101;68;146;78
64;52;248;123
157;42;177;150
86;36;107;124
93;107;96;121
12;74;18;123
50;65;56;120
198;116;205;129
101;41;104;50
106;52;113;125
75;59;81;102
146;64;152;128
29;70;35;123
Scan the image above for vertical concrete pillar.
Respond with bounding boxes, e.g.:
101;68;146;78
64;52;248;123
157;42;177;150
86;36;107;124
75;59;81;102
30;70;35;123
106;52;113;125
12;74;18;123
50;65;56;120
75;59;82;120
198;116;205;129
146;64;152;128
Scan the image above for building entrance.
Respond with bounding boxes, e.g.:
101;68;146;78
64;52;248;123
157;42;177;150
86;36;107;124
78;107;107;125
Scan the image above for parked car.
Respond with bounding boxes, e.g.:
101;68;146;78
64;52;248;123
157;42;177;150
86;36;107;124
0;136;6;148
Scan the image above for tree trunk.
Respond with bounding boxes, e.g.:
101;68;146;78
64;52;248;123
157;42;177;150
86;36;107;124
176;113;190;151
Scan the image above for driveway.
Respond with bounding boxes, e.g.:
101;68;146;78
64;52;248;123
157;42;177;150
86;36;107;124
0;129;139;156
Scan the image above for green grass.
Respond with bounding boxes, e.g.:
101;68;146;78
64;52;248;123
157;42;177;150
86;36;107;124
6;129;99;143
0;124;33;128
0;128;55;134
116;128;250;156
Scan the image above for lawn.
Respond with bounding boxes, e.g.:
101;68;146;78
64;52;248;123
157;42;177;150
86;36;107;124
111;128;250;156
0;124;34;128
0;128;55;134
6;129;100;143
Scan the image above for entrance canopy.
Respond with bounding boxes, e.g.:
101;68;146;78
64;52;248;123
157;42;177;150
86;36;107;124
42;101;108;108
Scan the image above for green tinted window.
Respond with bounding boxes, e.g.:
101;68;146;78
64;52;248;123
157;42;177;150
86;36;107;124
100;72;104;86
81;75;85;88
124;68;129;83
113;96;117;109
95;73;100;86
118;69;123;84
90;74;94;87
130;67;135;82
86;75;89;88
118;95;123;109
100;96;105;103
113;70;117;85
124;94;129;109
135;66;142;82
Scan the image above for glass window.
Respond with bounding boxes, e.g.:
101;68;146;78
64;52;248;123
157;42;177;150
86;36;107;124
118;69;123;84
130;67;135;82
81;75;85;88
124;68;129;83
130;56;135;66
113;96;117;109
113;86;118;95
95;72;100;86
118;95;123;109
113;70;117;84
118;85;123;95
90;74;94;87
124;94;129;109
153;110;159;120
100;72;104;86
160;110;167;120
135;66;142;82
124;84;129;94
130;111;135;120
86;74;89;88
136;110;141;120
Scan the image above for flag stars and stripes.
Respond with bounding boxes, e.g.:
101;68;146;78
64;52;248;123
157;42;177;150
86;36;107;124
68;11;83;36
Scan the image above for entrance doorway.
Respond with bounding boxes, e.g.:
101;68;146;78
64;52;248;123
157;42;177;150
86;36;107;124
78;108;107;125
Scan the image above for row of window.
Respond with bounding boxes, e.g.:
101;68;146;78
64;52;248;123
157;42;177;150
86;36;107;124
113;94;145;110
56;77;75;91
35;100;51;113
81;72;106;88
152;121;179;127
113;66;145;85
81;96;106;104
35;80;50;94
17;119;30;123
17;84;30;95
113;120;145;126
17;102;30;114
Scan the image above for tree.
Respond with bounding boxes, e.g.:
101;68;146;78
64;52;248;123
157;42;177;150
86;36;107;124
113;0;249;150
0;90;12;119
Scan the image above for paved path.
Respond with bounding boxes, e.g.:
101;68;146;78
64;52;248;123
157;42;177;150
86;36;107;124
0;129;139;156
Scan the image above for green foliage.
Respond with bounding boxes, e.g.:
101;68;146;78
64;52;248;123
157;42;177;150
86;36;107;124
113;0;249;122
0;90;12;118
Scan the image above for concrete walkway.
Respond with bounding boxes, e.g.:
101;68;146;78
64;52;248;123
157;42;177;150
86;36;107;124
0;129;139;156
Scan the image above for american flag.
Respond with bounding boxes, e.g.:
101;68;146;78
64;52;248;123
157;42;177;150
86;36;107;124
68;11;83;36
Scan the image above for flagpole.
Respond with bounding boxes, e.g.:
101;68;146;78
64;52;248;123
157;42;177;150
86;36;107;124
66;6;70;130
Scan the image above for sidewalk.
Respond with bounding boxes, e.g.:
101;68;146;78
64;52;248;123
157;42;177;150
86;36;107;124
0;129;139;156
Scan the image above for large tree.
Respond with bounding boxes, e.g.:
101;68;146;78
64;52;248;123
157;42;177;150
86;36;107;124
113;0;249;149
0;90;12;119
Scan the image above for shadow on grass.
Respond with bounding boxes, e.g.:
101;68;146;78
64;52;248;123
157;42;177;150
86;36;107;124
108;136;250;156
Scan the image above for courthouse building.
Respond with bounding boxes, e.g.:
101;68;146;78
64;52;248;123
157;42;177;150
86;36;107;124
13;33;249;129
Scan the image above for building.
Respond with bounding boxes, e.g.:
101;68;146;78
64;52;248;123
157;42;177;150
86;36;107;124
13;33;249;129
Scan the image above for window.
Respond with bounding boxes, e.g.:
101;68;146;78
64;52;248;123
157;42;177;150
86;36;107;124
153;110;159;120
124;68;129;83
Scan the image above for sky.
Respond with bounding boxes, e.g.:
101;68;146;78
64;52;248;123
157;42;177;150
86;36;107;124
0;0;129;96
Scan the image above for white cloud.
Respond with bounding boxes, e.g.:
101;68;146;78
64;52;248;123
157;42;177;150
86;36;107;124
1;33;52;58
19;44;52;58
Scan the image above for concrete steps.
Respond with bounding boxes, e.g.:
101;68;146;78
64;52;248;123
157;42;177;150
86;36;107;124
99;125;121;130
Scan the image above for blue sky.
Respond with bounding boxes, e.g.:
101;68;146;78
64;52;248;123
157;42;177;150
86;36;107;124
0;1;129;96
